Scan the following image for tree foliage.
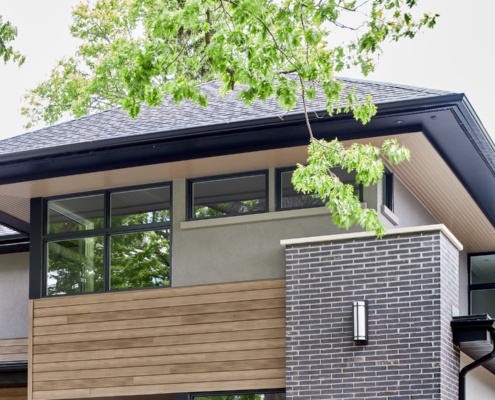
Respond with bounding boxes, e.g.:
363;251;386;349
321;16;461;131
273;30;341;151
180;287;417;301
0;15;24;66
293;138;409;237
23;0;436;235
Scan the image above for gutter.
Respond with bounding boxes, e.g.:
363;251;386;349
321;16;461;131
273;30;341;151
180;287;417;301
459;334;495;400
0;93;464;166
451;315;495;400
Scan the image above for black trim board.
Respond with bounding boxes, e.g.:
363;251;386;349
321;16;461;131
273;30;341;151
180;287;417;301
0;211;29;236
0;97;459;185
0;363;27;387
3;94;495;232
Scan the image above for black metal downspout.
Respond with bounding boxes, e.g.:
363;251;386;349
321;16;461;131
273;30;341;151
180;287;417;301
459;330;495;400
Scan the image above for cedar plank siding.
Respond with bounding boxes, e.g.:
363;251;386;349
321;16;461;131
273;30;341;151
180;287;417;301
0;339;27;363
30;279;286;400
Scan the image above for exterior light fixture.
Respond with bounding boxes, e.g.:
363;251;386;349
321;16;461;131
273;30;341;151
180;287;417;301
353;300;368;345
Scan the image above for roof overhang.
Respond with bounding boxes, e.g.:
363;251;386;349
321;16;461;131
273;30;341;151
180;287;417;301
0;93;494;250
0;95;468;183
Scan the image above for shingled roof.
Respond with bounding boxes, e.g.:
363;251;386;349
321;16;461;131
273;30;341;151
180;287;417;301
0;77;451;157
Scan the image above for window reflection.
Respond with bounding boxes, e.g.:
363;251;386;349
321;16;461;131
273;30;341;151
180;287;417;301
110;229;171;290
47;195;104;234
47;237;104;295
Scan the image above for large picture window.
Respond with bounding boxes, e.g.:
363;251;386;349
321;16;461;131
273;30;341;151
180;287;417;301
469;253;495;317
188;172;268;219
44;184;171;296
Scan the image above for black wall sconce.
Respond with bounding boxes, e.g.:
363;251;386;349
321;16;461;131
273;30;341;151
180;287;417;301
353;300;368;345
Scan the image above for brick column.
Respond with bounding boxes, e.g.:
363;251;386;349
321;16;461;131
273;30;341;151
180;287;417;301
284;227;460;400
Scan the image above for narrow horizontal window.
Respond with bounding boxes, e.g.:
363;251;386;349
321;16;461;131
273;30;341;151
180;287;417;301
277;167;362;211
111;186;171;227
278;169;324;210
189;172;267;219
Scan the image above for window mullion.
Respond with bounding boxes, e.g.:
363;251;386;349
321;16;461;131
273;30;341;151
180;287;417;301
104;191;111;292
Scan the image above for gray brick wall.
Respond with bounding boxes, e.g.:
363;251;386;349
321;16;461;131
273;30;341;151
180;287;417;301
285;230;460;400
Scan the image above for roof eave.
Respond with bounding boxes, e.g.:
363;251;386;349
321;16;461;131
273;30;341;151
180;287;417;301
0;93;465;166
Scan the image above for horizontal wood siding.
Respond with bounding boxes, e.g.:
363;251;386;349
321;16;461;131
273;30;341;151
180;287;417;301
31;279;286;400
0;387;27;400
0;338;28;363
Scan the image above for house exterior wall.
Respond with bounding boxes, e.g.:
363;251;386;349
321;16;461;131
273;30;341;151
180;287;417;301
171;173;438;287
387;175;438;228
30;279;285;400
0;252;29;339
284;228;460;399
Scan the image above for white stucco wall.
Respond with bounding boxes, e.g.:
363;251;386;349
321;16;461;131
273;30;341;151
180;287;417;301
0;252;29;338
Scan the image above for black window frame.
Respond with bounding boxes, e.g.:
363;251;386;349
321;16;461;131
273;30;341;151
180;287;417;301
187;170;269;220
40;182;172;297
276;166;363;211
468;252;495;316
383;167;394;212
186;389;286;399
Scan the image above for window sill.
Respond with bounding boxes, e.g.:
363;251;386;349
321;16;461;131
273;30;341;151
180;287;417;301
180;207;331;230
381;204;399;226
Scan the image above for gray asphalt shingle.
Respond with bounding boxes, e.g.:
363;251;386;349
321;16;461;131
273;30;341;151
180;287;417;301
0;78;451;156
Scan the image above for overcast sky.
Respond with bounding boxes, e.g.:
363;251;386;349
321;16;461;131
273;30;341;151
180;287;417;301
0;0;494;140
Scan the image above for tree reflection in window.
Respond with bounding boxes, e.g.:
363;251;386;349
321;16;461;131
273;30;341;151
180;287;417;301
190;173;267;219
44;185;171;296
110;229;170;290
47;237;104;295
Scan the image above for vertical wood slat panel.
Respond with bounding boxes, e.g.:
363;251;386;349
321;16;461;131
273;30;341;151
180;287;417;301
31;279;286;400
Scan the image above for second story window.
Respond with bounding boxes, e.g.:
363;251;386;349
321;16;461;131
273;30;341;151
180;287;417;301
44;184;171;296
188;172;268;219
469;253;495;317
277;167;362;211
382;168;394;211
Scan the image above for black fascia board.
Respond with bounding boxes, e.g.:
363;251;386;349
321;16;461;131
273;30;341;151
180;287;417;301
0;92;464;167
418;98;495;231
3;92;495;230
0;93;464;184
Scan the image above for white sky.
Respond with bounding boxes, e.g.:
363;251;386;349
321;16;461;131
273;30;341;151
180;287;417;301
0;0;494;140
